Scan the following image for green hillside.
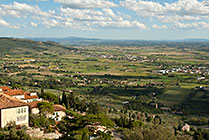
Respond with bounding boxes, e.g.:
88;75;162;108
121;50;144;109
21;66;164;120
0;37;74;55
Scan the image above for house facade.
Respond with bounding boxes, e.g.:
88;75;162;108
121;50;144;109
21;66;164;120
0;86;66;124
0;93;29;128
51;105;66;121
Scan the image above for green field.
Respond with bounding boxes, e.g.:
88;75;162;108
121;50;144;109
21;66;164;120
0;38;209;116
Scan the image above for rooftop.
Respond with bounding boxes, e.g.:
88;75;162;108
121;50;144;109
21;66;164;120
24;93;39;100
28;102;66;112
0;86;12;92
0;93;28;109
54;104;66;112
4;89;26;96
27;101;41;108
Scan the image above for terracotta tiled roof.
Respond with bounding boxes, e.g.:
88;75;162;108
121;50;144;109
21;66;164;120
27;101;41;108
4;89;25;96
0;93;28;109
53;104;66;111
27;100;49;109
0;86;12;92
24;94;39;100
0;87;39;100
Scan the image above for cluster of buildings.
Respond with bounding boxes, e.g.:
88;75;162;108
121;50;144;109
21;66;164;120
79;50;148;62
0;86;66;128
156;66;209;75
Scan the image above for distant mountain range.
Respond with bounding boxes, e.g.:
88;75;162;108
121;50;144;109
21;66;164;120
27;37;209;46
0;37;208;55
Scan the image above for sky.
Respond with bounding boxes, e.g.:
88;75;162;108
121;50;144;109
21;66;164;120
0;0;209;40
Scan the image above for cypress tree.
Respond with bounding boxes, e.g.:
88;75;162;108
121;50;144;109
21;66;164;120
62;90;70;109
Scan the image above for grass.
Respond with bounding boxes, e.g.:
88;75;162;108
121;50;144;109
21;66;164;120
158;88;192;106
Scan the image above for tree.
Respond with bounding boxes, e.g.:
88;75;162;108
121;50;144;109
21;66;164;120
37;102;54;116
29;114;55;133
62;90;70;109
40;88;44;97
12;84;23;90
58;113;114;140
0;124;32;140
87;102;103;114
42;92;59;104
123;125;177;140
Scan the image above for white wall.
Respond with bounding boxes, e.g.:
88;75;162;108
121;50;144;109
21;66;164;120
13;95;25;100
31;108;39;114
30;92;37;96
0;106;29;128
49;111;66;121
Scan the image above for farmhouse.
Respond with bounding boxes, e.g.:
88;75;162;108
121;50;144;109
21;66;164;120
28;101;66;121
0;86;66;123
28;101;42;114
0;93;29;128
0;87;40;103
50;105;66;121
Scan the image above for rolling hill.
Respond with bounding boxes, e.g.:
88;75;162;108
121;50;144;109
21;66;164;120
0;37;74;55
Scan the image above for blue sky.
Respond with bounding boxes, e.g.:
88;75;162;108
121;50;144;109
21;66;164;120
0;0;209;40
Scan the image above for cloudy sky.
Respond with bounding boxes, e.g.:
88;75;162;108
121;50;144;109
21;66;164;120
0;0;209;40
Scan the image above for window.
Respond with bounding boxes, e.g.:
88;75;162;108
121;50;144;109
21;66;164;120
17;115;26;122
17;116;20;122
17;107;27;114
23;115;26;121
17;109;20;114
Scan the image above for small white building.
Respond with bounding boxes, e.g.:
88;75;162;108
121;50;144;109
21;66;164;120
51;105;66;121
28;102;66;122
0;93;29;128
181;123;190;132
0;87;40;103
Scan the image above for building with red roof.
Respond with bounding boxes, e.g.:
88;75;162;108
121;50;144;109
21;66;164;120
0;93;29;128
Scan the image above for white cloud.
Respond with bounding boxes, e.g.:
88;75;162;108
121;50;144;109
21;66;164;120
30;22;38;27
152;24;167;29
60;7;148;30
54;0;117;9
0;18;19;29
174;22;209;29
0;18;9;27
0;2;59;18
0;1;147;30
120;0;166;17
42;19;60;28
121;0;209;18
158;15;201;23
121;0;209;29
103;8;123;21
0;2;62;29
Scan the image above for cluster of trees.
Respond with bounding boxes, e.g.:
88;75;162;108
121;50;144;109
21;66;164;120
193;128;209;140
0;123;32;140
57;112;114;140
40;91;59;104
122;124;190;140
90;86;164;97
29;114;55;133
185;117;209;126
174;100;209;116
60;91;103;114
